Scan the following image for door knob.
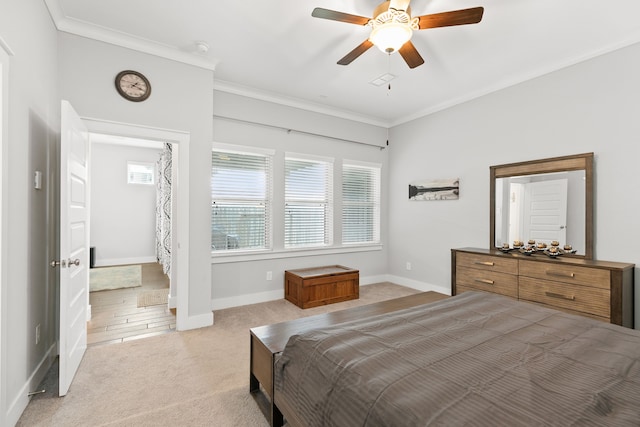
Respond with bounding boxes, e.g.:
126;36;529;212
50;259;67;268
68;258;80;267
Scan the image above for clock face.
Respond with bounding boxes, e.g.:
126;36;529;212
115;70;151;102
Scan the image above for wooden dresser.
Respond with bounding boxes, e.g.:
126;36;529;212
451;247;635;327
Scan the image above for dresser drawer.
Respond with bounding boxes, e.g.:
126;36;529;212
519;276;610;319
456;266;518;298
519;260;610;290
456;252;518;275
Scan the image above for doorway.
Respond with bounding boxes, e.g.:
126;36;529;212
82;118;190;332
87;133;175;345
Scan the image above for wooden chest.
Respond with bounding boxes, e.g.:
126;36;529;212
284;265;359;309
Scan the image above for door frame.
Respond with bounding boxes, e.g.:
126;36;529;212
0;37;13;426
82;118;190;330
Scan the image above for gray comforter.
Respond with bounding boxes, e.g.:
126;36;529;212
274;291;640;426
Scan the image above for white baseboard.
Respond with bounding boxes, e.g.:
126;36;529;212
168;294;177;309
359;274;390;286
94;256;157;267
209;274;448;312
212;289;284;311
176;312;213;331
5;343;57;427
385;274;451;295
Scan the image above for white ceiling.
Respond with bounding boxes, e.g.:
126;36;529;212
46;0;640;127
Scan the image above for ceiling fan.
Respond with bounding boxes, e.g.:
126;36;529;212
311;0;484;69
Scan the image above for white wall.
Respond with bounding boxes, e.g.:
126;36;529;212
58;33;213;327
211;92;392;307
0;1;59;425
388;42;640;326
90;143;161;266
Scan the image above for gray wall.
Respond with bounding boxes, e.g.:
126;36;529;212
90;143;161;266
0;1;60;425
387;42;640;327
211;92;390;308
58;33;214;325
3;2;640;424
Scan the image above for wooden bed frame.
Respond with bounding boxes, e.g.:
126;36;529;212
249;292;449;426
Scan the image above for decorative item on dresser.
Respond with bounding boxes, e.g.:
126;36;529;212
451;247;634;327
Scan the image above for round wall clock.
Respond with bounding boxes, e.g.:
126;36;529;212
115;70;151;102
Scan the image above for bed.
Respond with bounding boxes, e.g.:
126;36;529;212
273;291;640;426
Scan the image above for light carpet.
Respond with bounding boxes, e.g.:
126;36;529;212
18;283;447;427
90;265;142;292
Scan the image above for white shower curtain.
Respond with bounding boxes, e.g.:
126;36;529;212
156;143;172;275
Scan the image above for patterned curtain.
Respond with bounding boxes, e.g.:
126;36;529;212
156;143;172;275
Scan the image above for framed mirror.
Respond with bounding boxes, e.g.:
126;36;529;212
490;153;593;259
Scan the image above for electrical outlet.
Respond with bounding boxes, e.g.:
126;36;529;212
35;324;41;345
406;262;412;271
266;271;273;281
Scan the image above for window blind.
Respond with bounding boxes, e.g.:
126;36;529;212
127;162;155;185
211;149;272;251
285;156;333;248
342;163;381;244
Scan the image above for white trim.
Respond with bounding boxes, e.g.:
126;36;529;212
180;312;216;330
0;36;15;57
93;256;157;267
342;159;382;169
391;34;640;127
209;273;447;310
44;0;218;72
285;151;334;164
212;289;284;311
212;142;275;157
5;343;57;427
80;118;201;331
214;80;390;128
0;43;10;427
385;274;452;296
211;243;382;264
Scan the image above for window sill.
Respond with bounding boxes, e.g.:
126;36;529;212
210;244;383;264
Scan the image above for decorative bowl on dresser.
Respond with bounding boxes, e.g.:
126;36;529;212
451;247;634;327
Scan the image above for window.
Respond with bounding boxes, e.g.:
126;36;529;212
285;155;333;248
211;146;272;251
342;162;381;244
127;161;155;185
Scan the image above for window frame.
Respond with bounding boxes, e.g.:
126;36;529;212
127;161;155;185
284;152;334;249
211;143;274;254
342;160;382;245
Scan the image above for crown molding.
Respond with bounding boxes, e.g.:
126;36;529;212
0;36;14;57
44;0;218;71
391;32;640;127
213;80;391;128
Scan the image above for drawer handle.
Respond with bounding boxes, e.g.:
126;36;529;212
546;271;575;279
474;261;495;266
545;291;576;301
474;278;495;285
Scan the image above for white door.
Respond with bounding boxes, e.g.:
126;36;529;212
523;179;568;244
58;100;90;396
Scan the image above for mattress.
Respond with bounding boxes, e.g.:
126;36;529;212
274;291;640;426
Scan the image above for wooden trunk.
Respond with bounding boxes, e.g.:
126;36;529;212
284;265;359;309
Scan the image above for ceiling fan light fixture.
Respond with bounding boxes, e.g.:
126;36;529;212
369;22;413;53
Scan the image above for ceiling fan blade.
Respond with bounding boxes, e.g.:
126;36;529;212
417;7;484;30
398;41;424;69
337;40;374;65
312;8;371;26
